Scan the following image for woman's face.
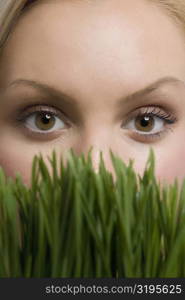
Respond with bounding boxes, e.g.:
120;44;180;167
0;0;185;186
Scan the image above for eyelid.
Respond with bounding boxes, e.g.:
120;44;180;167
122;105;177;143
123;105;177;125
16;104;71;126
128;127;173;144
13;104;71;141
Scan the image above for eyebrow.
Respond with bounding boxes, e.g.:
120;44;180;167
7;78;76;110
119;76;185;107
6;76;185;108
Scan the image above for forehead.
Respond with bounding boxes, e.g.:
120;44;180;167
1;0;185;97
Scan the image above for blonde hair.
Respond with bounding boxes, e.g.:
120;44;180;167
0;0;185;50
0;0;37;50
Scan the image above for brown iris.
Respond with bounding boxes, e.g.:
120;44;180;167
35;112;55;130
135;114;154;132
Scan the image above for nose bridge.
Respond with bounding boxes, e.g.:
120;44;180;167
67;129;117;180
76;145;117;179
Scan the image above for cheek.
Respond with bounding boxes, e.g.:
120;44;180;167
154;145;185;186
121;142;185;187
0;148;33;187
0;143;65;188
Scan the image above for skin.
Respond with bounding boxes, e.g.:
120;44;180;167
0;0;185;188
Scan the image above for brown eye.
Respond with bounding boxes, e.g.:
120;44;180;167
23;110;66;133
135;115;155;132
123;106;177;142
124;112;165;135
35;112;56;131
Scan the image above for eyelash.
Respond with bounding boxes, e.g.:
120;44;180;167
15;104;70;138
15;104;177;142
124;106;177;142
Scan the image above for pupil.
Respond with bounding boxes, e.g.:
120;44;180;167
140;116;150;127
42;114;51;124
